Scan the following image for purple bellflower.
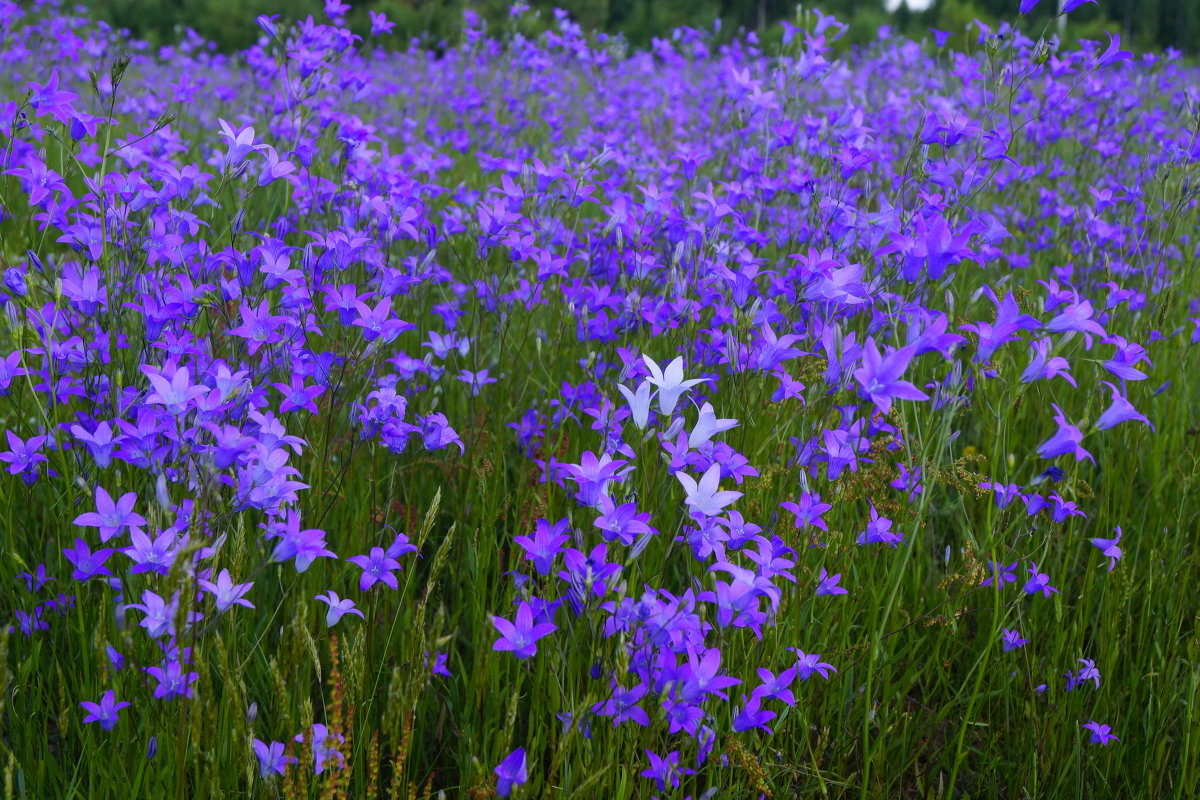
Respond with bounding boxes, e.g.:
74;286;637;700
641;354;707;415
781;492;832;531
513;518;571;576
640;748;696;792
347;547;402;591
1022;562;1060;597
676;463;743;517
1090;526;1123;571
961;289;1040;363
853;338;928;414
791;649;837;680
1095;382;1152;431
494;747;528;797
492;600;556;659
73;487;147;542
732;693;776;733
315;591;363;627
815;568;848;596
63;539;116;582
252;739;297;778
79;690;130;731
1001;628;1029;651
1083;720;1120;745
197;569;254;612
1036;404;1094;463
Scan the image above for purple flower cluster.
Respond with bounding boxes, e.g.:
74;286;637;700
492;353;846;785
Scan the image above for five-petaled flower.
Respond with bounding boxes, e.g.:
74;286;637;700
676;463;743;517
640;748;696;791
1083;720;1120;745
732;693;776;733
1036;404;1094;464
617;379;654;430
492;600;556;659
981;560;1018;588
73;487;147;542
853;338;928;414
781;492;832;531
1074;658;1102;690
1095;381;1153;431
347;547;402;591
197;569;255;612
641;354;708;415
79;690;130;731
790;648;837;680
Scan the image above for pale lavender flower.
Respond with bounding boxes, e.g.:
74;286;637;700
315;591;364;627
642;354;707;415
676;463;742;517
197;569;254;612
687;402;738;447
617;379;653;430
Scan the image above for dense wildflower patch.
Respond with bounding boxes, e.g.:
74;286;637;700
1;0;1197;796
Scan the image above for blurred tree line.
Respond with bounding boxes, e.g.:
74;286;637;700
86;0;1196;53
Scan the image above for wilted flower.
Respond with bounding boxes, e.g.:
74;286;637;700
1090;526;1124;571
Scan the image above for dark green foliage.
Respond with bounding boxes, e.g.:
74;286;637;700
77;0;1199;53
